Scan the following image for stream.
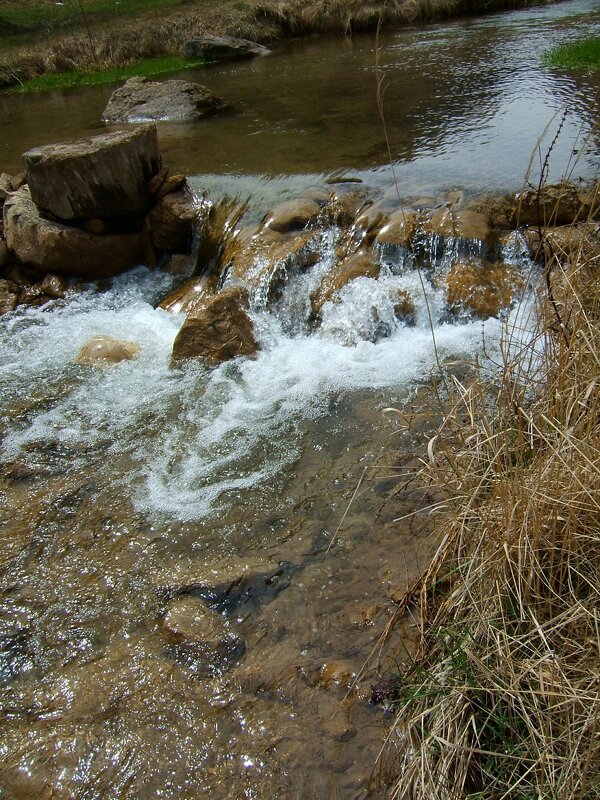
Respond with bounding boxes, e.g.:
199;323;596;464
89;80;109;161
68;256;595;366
0;1;599;798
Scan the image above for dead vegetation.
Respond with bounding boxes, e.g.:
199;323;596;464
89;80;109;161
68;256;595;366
0;0;550;89
377;188;600;798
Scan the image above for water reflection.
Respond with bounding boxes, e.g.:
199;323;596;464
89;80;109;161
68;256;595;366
0;0;598;197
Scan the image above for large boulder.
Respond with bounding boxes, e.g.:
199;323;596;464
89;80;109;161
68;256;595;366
171;285;258;365
102;76;224;124
23;125;161;222
3;187;143;278
183;34;270;62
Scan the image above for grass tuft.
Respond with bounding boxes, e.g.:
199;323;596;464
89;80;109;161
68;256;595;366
543;36;600;72
11;55;206;92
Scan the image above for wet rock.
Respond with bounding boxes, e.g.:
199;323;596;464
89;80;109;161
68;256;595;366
159;273;215;316
311;250;380;316
183;34;270;62
392;288;416;324
375;207;417;247
467;192;516;229
316;660;356;691
300;186;331;206
324;715;356;743
353;203;388;240
230;229;320;303
162;253;196;276
155;174;187;200
0;172;12;203
171;285;258;365
147;188;197;254
155;555;283;601
162;595;227;647
23;124;161;222
327;190;368;227
423;207;490;243
75;336;140;366
515;182;592;227
445;189;465;210
263;198;320;234
3;188;143;278
148;164;170;196
0;237;9;268
0;278;18;314
102;76;224;124
446;260;524;319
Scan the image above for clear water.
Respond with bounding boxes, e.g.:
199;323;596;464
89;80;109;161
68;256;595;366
0;1;596;798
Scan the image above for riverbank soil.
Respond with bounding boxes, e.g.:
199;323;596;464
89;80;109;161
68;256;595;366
0;0;551;89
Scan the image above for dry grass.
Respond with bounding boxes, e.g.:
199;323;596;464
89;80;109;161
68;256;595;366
0;0;551;89
379;194;600;798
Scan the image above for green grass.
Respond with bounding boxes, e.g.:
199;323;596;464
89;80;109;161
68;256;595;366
12;54;206;92
0;0;190;32
543;36;600;71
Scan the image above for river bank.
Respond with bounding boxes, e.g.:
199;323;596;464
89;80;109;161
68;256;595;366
0;0;557;90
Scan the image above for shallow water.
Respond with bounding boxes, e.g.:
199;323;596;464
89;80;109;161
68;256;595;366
0;1;597;798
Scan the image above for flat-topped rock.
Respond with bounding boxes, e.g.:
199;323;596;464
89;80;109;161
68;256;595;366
102;76;224;124
23;124;161;222
183;35;270;62
3;187;143;278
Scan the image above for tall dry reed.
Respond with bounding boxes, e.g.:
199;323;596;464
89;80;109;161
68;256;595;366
379;195;600;799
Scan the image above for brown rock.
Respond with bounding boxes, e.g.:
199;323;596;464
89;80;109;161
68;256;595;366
171;285;258;365
23;124;161;222
75;336;140;365
38;273;69;299
0;238;9;268
147;189;197;254
230;229;320;304
353;203;388;238
327;190;368;227
102;76;224;124
263;198;320;234
423;207;490;243
159;274;215;316
0;278;18;314
4;188;143;279
375;208;417;247
148;165;169;196
311;250;380;316
392;288;416;324
446;261;524;319
82;218;107;235
161;596;228;647
156;174;187;201
515;182;591;227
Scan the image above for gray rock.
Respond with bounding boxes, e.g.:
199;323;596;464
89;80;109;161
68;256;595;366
183;34;270;62
102;76;224;124
23;124;161;222
3;187;143;279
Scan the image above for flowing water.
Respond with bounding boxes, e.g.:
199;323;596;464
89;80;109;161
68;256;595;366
0;1;599;798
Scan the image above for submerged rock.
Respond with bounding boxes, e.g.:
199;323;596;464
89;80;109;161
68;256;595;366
171;285;258;365
183;34;270;62
3;188;143;278
445;260;524;319
23;124;161;222
102;76;224;124
76;336;140;366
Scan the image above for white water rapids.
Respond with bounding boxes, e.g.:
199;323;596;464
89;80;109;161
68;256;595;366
0;226;535;523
